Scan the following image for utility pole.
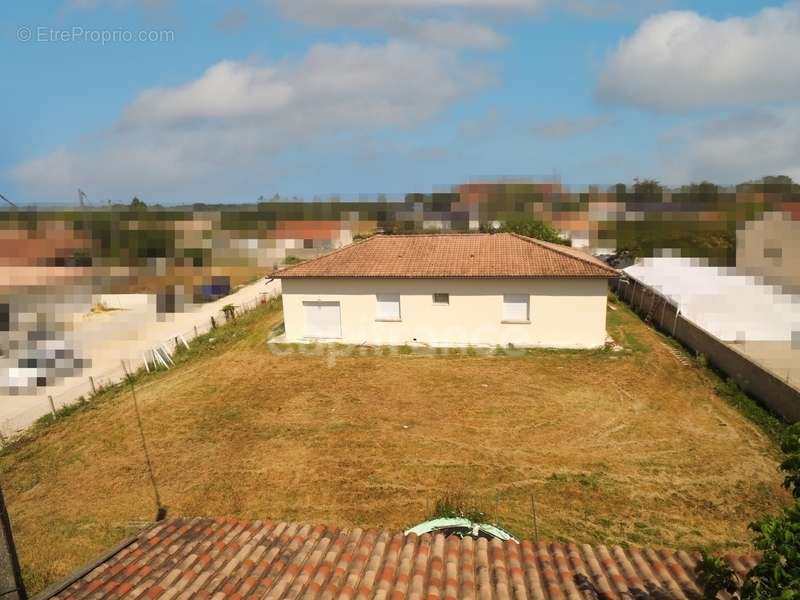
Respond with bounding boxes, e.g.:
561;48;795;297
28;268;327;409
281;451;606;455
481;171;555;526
0;485;26;599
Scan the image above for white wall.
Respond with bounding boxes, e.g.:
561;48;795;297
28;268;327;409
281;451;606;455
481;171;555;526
281;278;609;348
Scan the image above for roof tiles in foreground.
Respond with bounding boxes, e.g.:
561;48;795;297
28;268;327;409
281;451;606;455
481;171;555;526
271;233;618;279
43;517;756;599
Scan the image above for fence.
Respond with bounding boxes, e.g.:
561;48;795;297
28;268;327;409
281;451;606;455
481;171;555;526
0;283;281;439
611;277;800;423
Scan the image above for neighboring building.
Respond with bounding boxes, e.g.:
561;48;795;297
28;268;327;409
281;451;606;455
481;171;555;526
272;233;617;349
737;210;800;294
39;517;755;599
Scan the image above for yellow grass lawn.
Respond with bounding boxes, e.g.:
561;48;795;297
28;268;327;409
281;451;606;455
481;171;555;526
0;297;790;594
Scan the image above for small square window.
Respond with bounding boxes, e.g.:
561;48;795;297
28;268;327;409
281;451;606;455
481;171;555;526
376;294;401;321
502;294;529;322
433;293;449;305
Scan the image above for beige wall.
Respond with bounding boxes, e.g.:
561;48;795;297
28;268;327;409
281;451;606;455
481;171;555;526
281;277;609;348
737;212;800;293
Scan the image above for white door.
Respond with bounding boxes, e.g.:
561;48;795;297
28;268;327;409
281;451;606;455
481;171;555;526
303;301;342;338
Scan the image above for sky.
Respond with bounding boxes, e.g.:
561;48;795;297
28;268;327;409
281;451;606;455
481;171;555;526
1;0;799;205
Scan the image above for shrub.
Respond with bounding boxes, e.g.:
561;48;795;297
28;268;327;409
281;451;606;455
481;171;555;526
430;492;486;524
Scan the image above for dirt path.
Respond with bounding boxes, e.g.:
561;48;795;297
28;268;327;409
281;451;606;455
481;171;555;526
0;277;281;435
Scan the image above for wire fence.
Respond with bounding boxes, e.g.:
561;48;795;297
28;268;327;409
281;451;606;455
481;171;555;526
0;284;281;439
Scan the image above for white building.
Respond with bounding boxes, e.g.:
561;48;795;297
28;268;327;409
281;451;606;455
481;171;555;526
272;233;617;348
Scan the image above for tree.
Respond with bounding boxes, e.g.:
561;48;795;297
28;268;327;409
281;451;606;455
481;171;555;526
696;423;800;599
495;214;570;246
130;197;147;210
631;178;664;203
684;181;720;202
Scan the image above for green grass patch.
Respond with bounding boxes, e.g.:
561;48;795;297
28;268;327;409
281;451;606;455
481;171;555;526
714;378;785;442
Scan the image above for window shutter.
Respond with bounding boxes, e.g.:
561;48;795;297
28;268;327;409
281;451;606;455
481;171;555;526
503;294;529;321
376;294;401;320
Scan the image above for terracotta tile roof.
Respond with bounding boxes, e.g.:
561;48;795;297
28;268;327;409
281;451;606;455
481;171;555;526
272;233;618;279
44;517;756;600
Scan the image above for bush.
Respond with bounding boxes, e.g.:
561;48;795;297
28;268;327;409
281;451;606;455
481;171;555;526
430;492;486;524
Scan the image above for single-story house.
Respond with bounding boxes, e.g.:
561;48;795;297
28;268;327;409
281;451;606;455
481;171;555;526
39;517;754;599
271;233;618;348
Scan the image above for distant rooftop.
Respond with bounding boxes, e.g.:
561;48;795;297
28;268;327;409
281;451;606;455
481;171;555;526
42;517;755;600
272;233;618;279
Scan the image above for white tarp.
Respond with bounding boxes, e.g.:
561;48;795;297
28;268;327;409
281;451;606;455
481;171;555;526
624;257;800;342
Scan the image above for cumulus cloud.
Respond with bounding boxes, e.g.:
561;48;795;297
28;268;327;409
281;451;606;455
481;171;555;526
596;4;800;112
668;107;800;183
533;115;611;139
11;42;490;200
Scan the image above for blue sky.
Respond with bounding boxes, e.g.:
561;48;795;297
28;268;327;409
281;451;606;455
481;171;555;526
1;0;798;205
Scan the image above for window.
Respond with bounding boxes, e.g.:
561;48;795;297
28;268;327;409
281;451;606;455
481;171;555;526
433;293;449;305
502;294;529;322
376;294;401;321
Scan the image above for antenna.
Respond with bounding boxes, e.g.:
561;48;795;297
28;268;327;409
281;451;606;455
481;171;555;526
0;193;18;209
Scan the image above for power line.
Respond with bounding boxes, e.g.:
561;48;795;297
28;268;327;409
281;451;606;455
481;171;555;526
0;194;18;209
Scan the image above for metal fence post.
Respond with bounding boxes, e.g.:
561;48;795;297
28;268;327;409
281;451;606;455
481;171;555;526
48;395;57;417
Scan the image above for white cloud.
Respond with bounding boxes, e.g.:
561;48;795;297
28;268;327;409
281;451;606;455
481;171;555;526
121;61;295;127
408;19;507;49
274;0;539;27
11;42;490;200
271;0;533;51
667;107;800;183
533;114;611;139
66;0;170;10
596;4;800;111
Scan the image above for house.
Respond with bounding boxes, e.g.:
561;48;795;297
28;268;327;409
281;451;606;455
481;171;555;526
271;233;618;349
39;517;754;599
736;210;800;294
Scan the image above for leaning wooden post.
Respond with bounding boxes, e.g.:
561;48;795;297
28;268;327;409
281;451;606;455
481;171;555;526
89;376;96;395
48;396;57;417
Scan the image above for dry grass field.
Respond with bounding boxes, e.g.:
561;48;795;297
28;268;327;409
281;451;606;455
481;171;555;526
0;296;791;594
